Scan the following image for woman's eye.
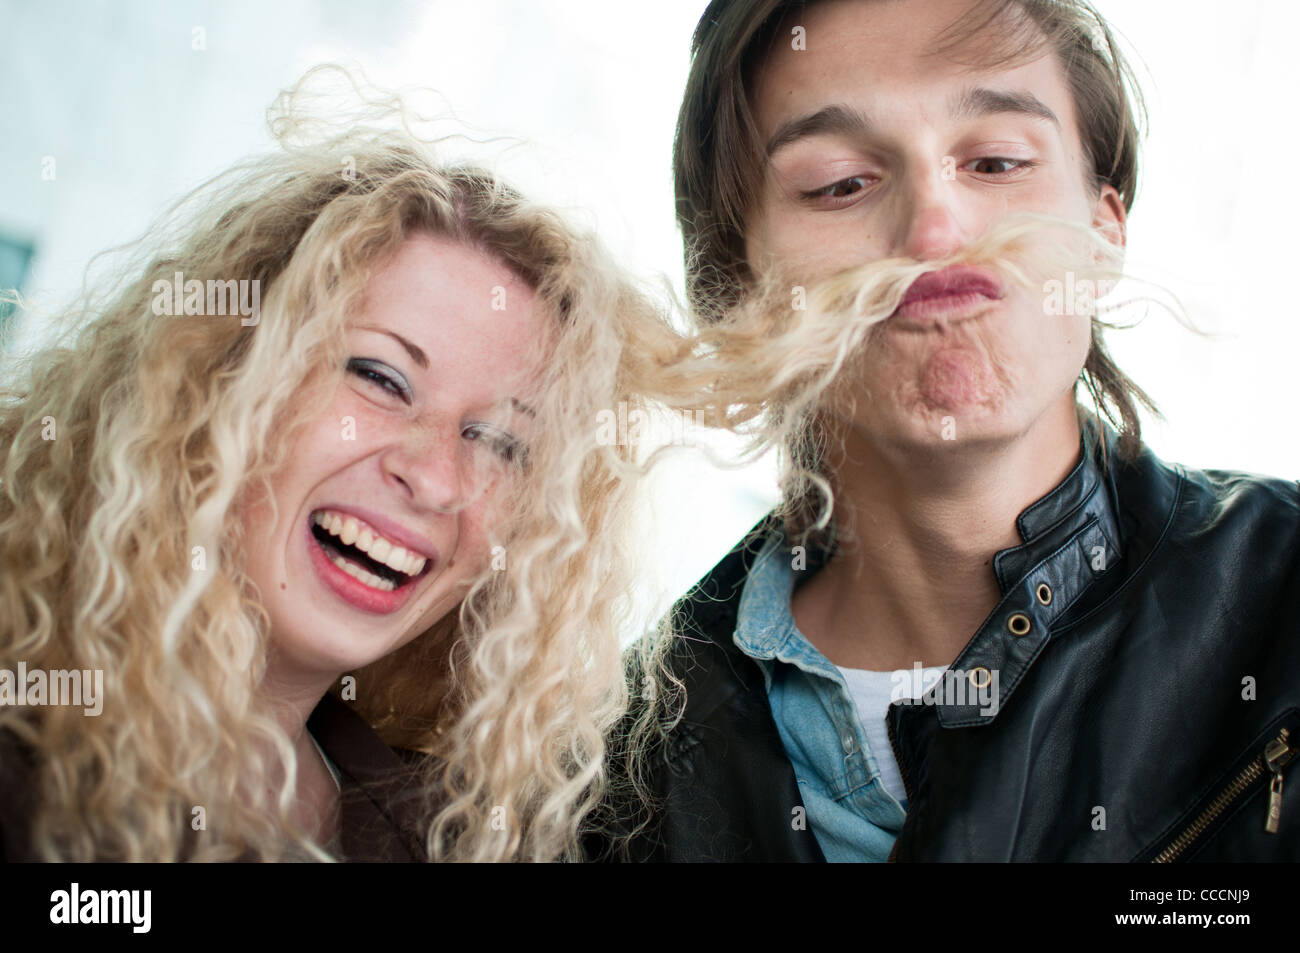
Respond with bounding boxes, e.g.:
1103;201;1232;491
464;424;525;466
347;358;410;402
964;157;1035;176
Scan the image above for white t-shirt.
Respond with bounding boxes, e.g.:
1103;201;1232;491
836;664;948;805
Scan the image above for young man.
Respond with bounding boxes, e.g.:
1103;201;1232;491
593;0;1300;861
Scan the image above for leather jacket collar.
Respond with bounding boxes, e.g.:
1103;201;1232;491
940;417;1123;726
674;416;1128;729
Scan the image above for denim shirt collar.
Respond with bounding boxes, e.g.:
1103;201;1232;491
733;525;810;678
733;506;862;697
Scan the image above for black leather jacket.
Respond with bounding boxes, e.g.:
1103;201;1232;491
591;423;1300;861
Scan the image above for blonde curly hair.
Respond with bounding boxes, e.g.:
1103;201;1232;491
0;68;671;862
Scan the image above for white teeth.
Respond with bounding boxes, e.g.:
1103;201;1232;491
327;552;395;591
311;509;430;580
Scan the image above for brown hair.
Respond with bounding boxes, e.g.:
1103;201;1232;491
673;0;1157;456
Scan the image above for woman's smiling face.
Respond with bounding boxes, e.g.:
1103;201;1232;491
242;230;548;680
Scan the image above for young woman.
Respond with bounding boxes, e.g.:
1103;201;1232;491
0;78;667;862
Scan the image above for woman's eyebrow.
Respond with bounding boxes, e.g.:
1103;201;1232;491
355;324;429;369
353;324;534;418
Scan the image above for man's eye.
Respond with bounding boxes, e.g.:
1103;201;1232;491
803;175;870;200
346;358;410;402
464;424;525;466
964;157;1035;176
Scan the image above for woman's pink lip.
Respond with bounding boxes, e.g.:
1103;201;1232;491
304;517;422;615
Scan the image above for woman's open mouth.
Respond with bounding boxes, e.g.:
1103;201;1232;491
305;508;434;613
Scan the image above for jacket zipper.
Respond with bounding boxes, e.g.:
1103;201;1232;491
1152;726;1294;863
885;708;908;862
886;707;913;804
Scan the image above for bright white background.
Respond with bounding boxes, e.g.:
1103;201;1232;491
3;0;1298;636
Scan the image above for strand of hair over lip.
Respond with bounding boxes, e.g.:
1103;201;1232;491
626;212;1129;443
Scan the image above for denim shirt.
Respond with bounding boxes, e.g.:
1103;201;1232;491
732;527;907;862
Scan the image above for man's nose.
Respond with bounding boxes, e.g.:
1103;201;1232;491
381;427;471;515
895;163;969;262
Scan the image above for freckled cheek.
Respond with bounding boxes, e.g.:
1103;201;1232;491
263;412;379;532
460;505;496;551
247;421;336;539
315;393;410;464
436;538;490;594
285;416;368;491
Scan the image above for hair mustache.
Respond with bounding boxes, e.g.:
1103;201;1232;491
679;212;1123;419
618;211;1129;486
750;210;1121;339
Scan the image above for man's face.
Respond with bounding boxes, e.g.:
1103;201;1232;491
745;0;1125;454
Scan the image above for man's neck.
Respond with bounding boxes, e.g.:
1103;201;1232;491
790;398;1084;671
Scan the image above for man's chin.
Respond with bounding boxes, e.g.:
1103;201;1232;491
867;404;1018;457
913;346;1004;408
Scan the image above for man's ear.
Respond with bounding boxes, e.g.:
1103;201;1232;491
1092;183;1127;251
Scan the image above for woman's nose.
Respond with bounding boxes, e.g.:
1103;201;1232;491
380;427;470;514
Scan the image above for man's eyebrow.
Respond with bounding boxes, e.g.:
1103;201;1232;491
765;104;873;156
356;325;429;369
508;398;535;419
764;89;1059;158
949;86;1059;127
